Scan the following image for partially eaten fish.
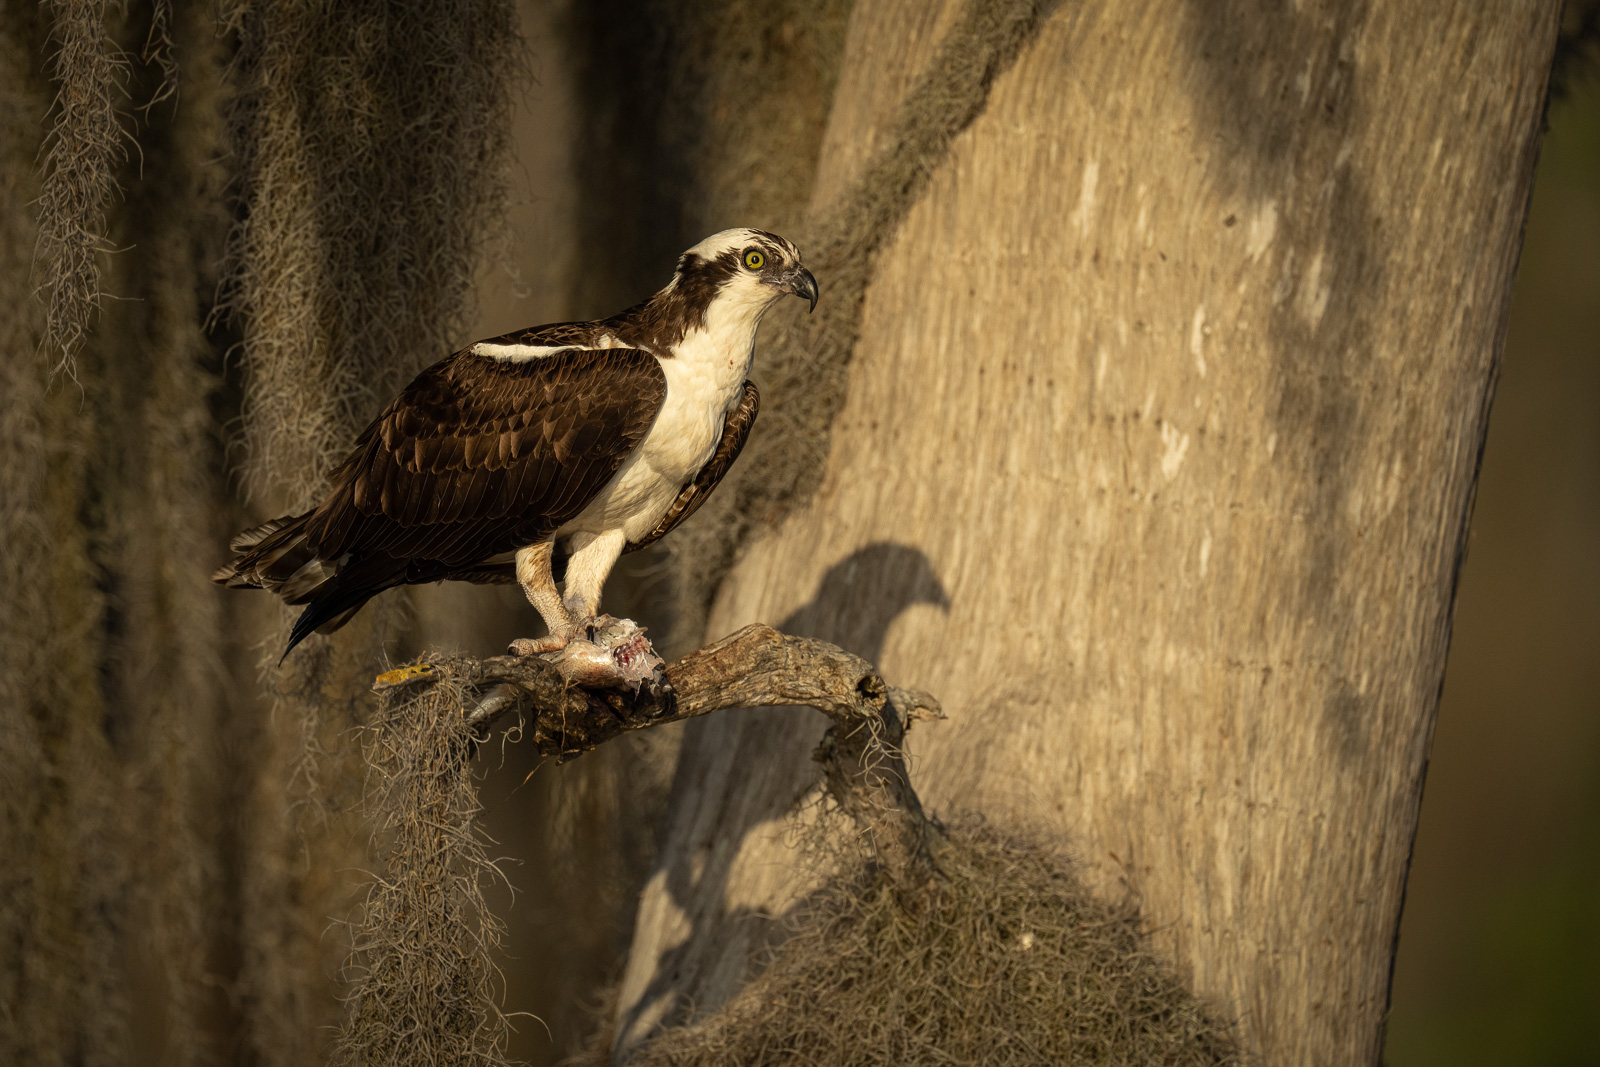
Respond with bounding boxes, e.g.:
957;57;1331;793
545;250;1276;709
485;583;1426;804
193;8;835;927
512;615;664;690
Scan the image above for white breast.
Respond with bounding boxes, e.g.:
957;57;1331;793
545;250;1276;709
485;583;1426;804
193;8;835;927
557;296;767;543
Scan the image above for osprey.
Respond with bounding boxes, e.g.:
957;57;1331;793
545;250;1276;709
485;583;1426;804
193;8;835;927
214;228;816;680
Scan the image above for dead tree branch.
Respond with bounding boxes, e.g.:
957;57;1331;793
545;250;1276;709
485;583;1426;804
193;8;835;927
373;624;948;874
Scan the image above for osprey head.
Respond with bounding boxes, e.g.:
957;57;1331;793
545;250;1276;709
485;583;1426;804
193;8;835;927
676;228;819;315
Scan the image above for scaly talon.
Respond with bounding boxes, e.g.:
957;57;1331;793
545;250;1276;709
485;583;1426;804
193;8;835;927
510;635;566;656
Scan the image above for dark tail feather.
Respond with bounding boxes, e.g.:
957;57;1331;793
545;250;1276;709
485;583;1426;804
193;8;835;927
282;596;372;661
212;511;316;590
229;514;300;553
279;554;408;661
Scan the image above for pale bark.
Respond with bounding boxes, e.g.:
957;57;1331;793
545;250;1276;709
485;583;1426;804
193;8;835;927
617;3;1562;1064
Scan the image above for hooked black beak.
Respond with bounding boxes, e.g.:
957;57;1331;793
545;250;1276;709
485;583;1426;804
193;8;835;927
782;266;819;313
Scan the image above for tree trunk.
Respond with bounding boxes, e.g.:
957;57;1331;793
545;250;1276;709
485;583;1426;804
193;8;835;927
616;2;1562;1064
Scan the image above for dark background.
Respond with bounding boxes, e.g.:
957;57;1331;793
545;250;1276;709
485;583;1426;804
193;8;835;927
1384;87;1600;1062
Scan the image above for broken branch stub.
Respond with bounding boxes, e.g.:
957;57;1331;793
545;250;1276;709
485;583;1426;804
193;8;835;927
372;624;948;873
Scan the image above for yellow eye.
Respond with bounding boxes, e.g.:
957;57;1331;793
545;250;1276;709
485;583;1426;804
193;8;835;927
743;249;765;270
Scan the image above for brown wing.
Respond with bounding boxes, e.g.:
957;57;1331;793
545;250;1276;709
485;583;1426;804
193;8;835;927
303;346;666;567
627;379;759;552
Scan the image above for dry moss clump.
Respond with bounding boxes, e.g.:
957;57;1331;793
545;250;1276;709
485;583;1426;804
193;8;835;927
219;4;523;1058
35;0;128;380
628;824;1239;1067
333;662;513;1067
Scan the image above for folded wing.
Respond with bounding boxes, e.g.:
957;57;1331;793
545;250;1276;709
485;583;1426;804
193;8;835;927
214;346;666;651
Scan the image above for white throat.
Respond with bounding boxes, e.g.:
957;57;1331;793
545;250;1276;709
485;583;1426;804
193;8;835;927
669;284;778;397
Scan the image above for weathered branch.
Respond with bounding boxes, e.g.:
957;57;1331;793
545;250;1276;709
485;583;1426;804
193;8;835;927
373;624;949;874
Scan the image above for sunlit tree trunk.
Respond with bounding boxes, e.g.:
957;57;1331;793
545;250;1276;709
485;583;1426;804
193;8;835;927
616;2;1563;1063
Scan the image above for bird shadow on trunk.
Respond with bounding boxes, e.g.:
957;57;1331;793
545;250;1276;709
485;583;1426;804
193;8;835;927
600;548;1237;1067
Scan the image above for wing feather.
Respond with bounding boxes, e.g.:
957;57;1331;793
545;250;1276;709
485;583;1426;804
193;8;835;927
224;319;675;659
303;347;665;567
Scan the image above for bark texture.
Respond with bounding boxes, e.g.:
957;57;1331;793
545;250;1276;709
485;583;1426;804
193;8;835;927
619;2;1563;1064
380;625;941;840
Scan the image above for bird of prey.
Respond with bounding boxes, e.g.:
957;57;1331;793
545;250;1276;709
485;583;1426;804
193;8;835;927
214;228;817;684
